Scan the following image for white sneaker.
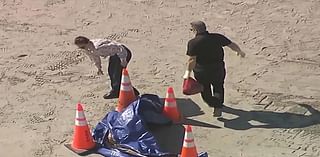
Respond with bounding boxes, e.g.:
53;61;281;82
213;108;222;117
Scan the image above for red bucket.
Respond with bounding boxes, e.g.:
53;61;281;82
183;77;203;95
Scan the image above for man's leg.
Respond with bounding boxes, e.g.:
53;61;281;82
209;81;223;117
212;66;226;106
212;82;224;105
200;82;215;107
195;68;224;117
103;55;122;99
194;71;216;107
196;76;221;117
208;81;224;117
206;81;223;117
211;66;226;116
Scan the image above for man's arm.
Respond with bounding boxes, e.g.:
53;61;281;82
227;42;245;57
183;56;196;79
187;56;196;71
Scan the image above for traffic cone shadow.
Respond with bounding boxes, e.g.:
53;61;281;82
160;97;204;120
175;98;205;117
182;118;221;128
149;124;185;154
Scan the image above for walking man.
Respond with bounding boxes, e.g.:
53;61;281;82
74;36;139;99
183;21;245;117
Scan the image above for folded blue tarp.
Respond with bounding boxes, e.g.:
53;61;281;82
92;94;208;157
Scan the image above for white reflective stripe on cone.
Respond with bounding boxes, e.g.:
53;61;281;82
76;111;86;119
166;93;175;99
165;97;176;103
183;131;196;148
183;138;196;148
120;85;133;91
164;102;177;107
75;118;88;126
184;131;194;140
121;76;131;83
165;94;177;107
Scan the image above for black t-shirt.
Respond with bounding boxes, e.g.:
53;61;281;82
187;31;231;65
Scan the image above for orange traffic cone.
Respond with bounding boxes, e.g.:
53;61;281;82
163;87;182;123
116;68;136;112
65;103;96;155
181;125;198;157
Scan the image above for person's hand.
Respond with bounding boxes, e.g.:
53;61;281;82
120;60;128;67
237;51;246;58
97;69;104;75
183;70;191;79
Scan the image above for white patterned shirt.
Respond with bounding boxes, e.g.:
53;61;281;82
84;39;128;69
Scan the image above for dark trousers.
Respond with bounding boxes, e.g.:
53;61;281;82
108;46;138;94
194;63;226;108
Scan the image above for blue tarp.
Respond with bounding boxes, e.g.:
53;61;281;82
92;94;208;157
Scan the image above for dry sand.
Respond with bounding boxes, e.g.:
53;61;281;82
0;0;320;156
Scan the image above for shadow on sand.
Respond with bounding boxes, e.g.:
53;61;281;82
218;104;320;130
149;98;219;154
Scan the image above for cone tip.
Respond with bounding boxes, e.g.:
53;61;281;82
167;87;174;93
185;125;192;132
77;103;84;111
122;68;129;75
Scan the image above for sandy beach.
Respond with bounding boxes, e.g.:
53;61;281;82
0;0;320;156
